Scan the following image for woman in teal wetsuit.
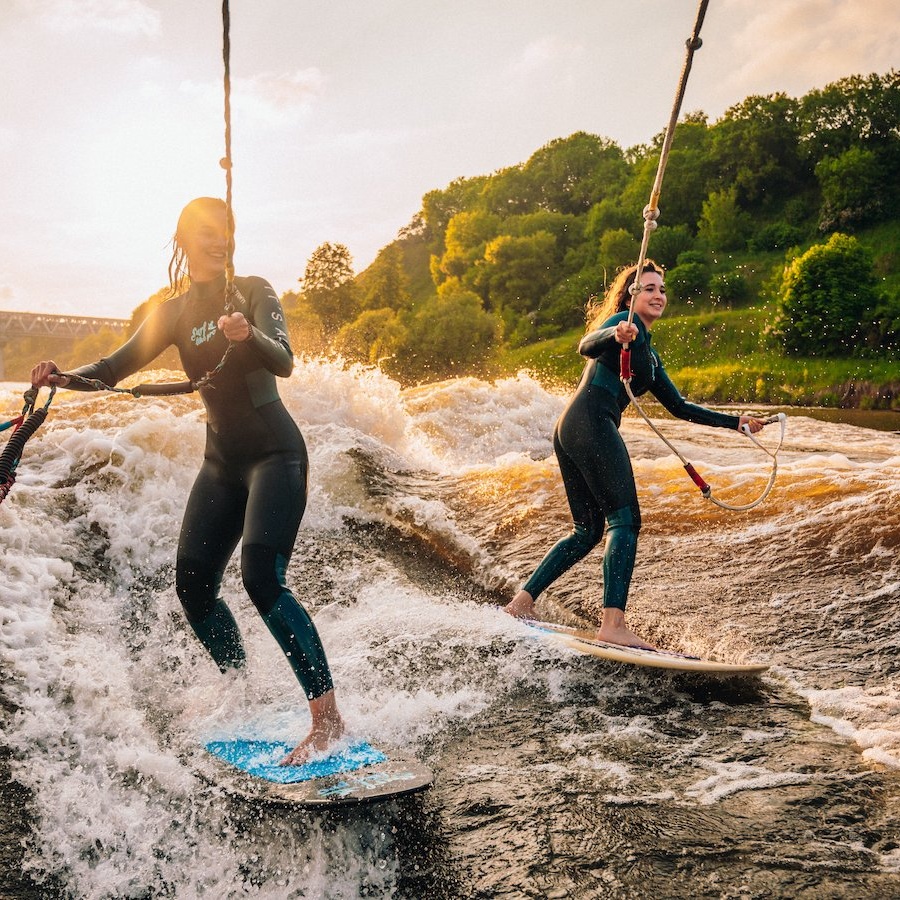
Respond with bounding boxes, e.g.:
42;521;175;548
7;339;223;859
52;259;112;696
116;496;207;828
505;261;766;648
30;197;343;764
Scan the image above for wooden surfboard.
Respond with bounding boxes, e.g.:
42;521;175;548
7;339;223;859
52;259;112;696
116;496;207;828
526;620;768;675
201;738;433;807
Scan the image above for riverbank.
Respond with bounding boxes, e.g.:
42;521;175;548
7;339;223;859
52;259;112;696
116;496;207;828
493;312;900;412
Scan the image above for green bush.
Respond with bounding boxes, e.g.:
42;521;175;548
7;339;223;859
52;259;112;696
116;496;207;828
772;232;880;356
748;222;805;252
667;261;709;301
709;271;750;306
648;224;694;269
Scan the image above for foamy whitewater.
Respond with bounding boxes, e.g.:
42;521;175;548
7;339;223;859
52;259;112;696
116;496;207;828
2;360;899;898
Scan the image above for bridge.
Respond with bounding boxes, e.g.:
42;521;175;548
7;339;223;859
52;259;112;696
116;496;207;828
0;310;130;380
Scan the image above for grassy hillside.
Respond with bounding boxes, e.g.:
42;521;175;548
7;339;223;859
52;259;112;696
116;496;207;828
492;305;900;410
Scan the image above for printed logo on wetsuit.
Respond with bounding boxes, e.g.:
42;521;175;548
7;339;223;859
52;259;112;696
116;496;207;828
270;310;288;342
191;320;219;347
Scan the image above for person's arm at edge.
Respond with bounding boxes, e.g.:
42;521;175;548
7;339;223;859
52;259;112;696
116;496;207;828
225;278;293;378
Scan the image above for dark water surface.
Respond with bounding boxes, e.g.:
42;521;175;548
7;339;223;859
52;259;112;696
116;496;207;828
2;368;899;898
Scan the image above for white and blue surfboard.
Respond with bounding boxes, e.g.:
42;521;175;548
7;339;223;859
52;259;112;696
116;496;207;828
202;738;433;807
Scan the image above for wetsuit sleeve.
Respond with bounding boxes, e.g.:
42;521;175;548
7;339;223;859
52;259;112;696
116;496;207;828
64;301;180;390
650;362;741;429
241;278;293;378
578;325;619;358
579;313;646;358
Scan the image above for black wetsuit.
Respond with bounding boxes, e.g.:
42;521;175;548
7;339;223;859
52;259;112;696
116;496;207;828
523;311;740;611
68;273;333;699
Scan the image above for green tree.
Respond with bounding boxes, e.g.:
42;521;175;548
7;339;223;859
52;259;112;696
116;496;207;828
357;244;412;312
598;228;637;274
697;186;752;251
815;146;885;231
709;93;808;207
772;232;880;356
474;231;557;313
284;298;327;355
520;132;629;215
334;308;407;367
507;210;582;259
620;116;713;232
299;242;358;335
437;210;502;282
667;251;711;303
398;283;498;381
536;265;604;336
421;175;489;246
648;224;694;269
799;71;900;161
480;164;542;216
584;196;633;244
709;271;749;307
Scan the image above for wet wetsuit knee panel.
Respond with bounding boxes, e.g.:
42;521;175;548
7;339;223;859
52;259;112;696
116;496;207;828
175;558;245;671
241;543;288;616
241;543;333;699
175;557;222;624
607;506;641;533
262;593;334;700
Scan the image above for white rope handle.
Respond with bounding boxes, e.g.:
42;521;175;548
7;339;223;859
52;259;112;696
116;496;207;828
706;412;786;511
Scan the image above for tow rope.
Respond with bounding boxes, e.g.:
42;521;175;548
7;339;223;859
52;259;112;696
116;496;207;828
0;387;55;505
59;0;244;399
619;0;785;511
3;3;245;504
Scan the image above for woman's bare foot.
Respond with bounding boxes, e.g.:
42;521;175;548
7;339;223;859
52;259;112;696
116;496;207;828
279;689;345;766
596;607;655;650
504;589;536;619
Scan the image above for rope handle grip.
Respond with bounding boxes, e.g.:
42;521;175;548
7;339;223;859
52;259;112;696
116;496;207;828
132;381;195;397
0;406;48;484
741;411;786;435
740;412;787;461
619;347;632;382
684;413;786;502
683;462;711;497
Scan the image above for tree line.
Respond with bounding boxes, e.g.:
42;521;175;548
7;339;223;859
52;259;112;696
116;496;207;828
284;70;900;384
7;71;895;387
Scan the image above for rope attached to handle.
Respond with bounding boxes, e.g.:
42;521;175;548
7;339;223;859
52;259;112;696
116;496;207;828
623;0;710;342
0;386;55;505
614;0;785;510
58;1;244;399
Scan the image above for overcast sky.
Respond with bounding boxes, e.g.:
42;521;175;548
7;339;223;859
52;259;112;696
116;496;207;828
1;0;897;318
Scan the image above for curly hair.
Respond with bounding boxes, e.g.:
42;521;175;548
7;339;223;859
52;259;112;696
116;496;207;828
585;260;664;332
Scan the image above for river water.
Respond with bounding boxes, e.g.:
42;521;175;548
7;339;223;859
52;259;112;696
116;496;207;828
2;361;899;899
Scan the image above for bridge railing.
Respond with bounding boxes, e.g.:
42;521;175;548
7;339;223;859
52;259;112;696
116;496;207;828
0;310;130;339
0;310;131;381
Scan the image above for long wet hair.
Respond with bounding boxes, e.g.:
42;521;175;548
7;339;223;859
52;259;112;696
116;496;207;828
585;260;664;332
166;197;228;296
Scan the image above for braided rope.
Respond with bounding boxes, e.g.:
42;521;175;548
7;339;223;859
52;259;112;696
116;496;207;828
616;0;785;510
0;387;55;505
624;0;709;336
60;2;243;399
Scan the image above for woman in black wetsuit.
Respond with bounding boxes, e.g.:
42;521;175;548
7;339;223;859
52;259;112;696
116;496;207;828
504;261;766;649
31;197;343;765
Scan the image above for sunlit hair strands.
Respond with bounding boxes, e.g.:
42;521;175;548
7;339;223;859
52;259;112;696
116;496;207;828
166;197;229;296
585;260;664;333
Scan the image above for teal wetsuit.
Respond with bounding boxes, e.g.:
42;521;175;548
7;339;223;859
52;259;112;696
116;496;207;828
523;312;740;611
67;273;333;699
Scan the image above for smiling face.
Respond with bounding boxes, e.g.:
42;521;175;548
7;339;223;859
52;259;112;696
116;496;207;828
630;270;667;329
176;199;228;283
